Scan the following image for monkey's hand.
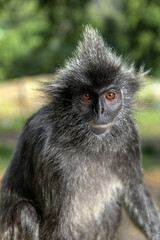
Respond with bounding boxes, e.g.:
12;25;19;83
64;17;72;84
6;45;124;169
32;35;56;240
0;200;40;240
124;182;160;240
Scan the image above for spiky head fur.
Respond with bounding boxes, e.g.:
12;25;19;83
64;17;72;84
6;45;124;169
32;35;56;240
43;26;145;100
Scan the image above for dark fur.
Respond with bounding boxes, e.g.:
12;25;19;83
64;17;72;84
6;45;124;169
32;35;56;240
0;26;160;240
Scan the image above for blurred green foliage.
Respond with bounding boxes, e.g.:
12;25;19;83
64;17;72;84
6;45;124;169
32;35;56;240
136;109;160;138
0;0;160;81
142;145;160;169
0;117;26;133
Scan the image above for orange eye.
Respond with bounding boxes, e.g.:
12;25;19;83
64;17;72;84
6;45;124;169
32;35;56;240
81;92;90;101
106;92;115;100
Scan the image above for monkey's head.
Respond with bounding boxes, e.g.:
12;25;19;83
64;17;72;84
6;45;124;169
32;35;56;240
43;26;145;148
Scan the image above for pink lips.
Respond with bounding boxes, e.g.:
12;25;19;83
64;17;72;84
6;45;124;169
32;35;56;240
91;123;111;135
92;123;111;129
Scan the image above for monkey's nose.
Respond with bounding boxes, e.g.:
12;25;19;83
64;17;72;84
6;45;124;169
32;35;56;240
94;107;104;115
91;123;111;135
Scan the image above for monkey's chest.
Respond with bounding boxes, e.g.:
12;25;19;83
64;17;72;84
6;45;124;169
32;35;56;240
69;175;123;238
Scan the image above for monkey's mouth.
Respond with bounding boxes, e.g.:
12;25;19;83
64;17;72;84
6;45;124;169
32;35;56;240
91;123;111;135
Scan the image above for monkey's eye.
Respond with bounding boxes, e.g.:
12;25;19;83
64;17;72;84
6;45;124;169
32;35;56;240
80;92;91;101
106;92;115;100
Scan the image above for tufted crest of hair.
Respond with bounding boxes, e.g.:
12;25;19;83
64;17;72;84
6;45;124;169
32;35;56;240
42;26;147;105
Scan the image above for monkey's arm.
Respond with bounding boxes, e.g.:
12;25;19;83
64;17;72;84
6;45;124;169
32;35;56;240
0;113;44;240
0;200;40;240
124;178;160;240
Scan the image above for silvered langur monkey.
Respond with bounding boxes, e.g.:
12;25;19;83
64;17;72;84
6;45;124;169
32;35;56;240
0;26;160;240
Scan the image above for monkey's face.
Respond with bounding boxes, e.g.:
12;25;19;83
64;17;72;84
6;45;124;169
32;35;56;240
48;26;142;144
73;84;122;136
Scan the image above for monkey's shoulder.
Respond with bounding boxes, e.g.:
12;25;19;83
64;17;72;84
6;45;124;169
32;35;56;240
20;105;54;139
6;105;54;165
1;106;53;189
24;105;53;127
